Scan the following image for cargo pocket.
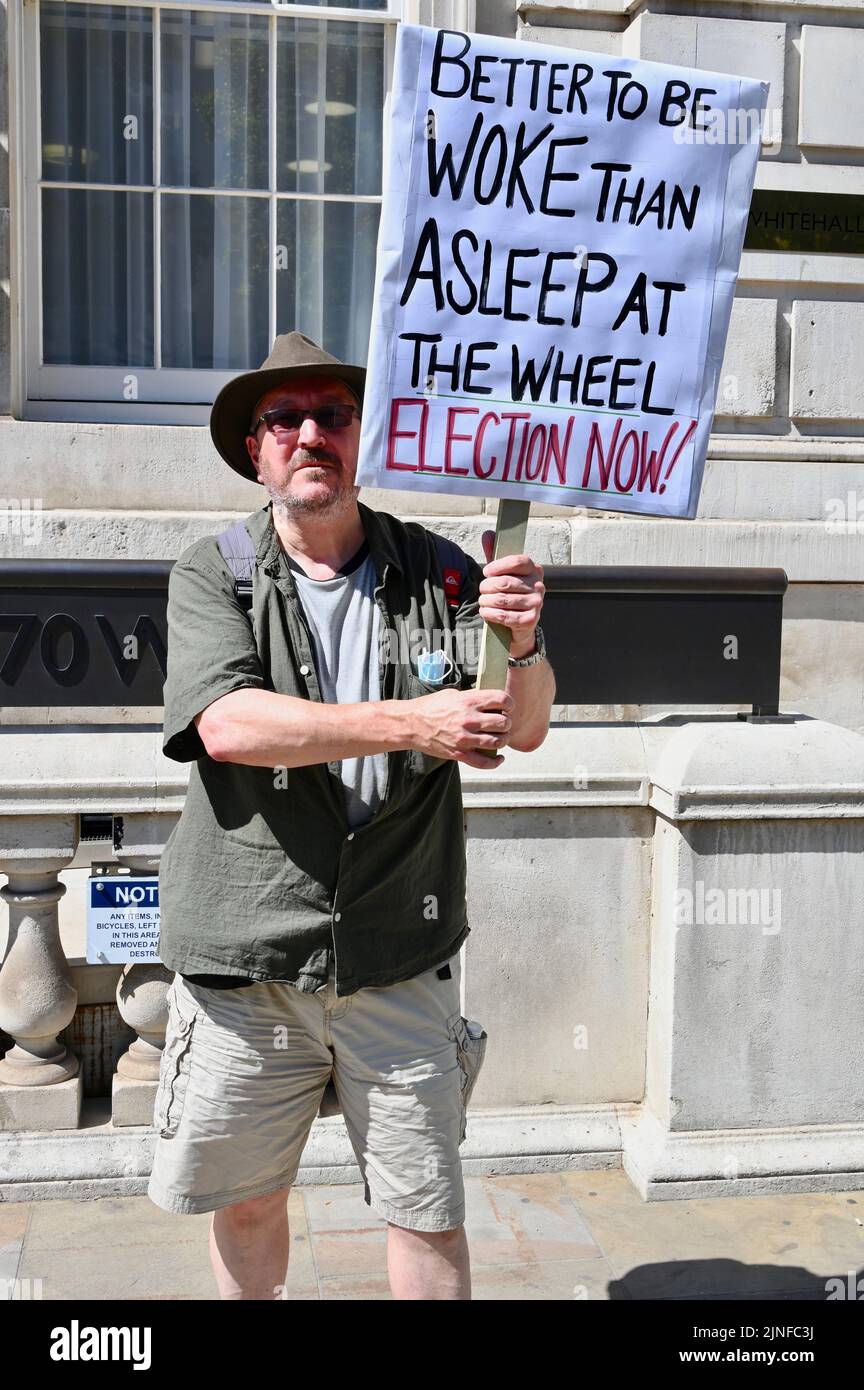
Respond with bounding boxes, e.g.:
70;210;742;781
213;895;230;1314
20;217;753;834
153;982;200;1139
446;1011;487;1145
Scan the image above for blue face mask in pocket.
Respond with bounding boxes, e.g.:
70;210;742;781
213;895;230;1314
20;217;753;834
416;649;456;685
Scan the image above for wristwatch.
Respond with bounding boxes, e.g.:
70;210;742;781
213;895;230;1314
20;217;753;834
508;624;546;668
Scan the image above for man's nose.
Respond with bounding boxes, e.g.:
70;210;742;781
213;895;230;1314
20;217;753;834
296;412;326;448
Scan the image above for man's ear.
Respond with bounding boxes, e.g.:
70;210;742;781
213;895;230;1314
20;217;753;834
244;432;263;479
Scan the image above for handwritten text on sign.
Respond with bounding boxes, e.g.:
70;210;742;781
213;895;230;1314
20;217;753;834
356;27;766;518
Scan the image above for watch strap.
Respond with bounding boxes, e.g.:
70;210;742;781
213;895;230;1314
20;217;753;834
508;624;546;668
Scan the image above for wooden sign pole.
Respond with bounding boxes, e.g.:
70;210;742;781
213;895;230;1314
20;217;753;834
474;497;532;757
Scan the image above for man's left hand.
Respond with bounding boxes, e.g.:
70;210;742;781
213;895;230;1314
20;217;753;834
479;530;545;660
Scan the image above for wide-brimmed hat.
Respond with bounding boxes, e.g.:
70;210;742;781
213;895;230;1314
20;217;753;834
209;330;367;482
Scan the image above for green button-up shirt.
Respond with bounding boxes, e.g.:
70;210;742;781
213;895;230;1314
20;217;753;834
158;499;486;997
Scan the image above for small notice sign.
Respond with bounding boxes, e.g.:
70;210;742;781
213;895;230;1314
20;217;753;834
87;874;161;964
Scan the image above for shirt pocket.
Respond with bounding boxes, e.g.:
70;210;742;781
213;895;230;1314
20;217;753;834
446;1010;488;1146
153;980;200;1139
404;663;464;777
405;658;463;695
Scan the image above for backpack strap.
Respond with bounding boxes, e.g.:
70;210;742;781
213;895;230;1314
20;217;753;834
430;531;469;613
216;520;256;613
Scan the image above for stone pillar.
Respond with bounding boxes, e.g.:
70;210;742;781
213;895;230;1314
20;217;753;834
111;812;177;1126
621;716;864;1199
0;815;82;1131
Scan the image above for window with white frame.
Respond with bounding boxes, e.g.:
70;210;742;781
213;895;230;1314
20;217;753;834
21;0;404;420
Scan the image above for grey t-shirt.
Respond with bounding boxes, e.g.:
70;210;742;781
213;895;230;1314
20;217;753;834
285;538;389;833
288;538;388;986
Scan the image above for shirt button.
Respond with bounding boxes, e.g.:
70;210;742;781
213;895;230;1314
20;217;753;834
346;833;355;841
299;664;310;676
334;912;342;922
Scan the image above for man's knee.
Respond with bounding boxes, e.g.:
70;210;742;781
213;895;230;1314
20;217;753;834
215;1187;291;1229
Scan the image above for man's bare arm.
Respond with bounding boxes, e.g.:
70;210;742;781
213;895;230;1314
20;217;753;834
194;686;515;771
196;689;408;766
504;657;556;753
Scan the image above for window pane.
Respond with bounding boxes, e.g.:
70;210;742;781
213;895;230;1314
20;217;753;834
41;2;152;185
161;10;269;190
42;189;153;366
161;195;270;368
277;19;383;196
276;198;380;365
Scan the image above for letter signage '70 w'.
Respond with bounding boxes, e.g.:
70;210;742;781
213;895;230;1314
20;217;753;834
0;563;170;706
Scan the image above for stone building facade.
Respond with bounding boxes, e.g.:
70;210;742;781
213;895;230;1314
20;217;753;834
1;4;863;1203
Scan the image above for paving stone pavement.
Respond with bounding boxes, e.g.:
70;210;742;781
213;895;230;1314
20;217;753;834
2;1170;862;1301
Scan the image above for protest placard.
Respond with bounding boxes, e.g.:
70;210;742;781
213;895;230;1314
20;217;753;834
356;24;767;522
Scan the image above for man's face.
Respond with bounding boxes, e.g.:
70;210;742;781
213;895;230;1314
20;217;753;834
244;374;362;516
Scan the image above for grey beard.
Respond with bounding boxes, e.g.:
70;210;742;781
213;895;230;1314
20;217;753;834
264;453;360;518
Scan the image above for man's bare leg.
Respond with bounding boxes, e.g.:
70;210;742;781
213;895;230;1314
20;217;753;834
386;1222;471;1299
210;1187;292;1300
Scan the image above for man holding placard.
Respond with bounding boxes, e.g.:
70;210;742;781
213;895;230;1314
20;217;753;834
149;13;764;1299
148;330;556;1300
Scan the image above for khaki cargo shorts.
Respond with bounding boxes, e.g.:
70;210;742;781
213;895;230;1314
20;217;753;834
147;951;487;1232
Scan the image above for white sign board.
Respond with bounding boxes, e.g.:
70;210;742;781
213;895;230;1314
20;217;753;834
87;875;161;964
356;25;767;518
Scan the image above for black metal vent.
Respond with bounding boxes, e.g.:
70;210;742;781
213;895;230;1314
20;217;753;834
79;814;113;842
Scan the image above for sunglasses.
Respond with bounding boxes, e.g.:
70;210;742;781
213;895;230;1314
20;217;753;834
251;404;361;435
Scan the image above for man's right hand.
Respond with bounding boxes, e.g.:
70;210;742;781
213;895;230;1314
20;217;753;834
404;688;514;769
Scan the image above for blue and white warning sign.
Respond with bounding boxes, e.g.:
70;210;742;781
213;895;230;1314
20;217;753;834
87;875;161;964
